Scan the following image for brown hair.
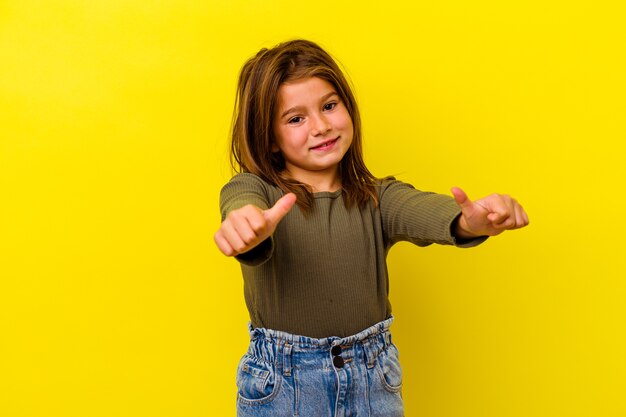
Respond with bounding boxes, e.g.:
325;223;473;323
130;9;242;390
230;39;378;211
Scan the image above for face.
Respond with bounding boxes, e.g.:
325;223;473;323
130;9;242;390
273;76;354;185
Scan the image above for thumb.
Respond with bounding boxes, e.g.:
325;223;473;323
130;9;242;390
451;187;473;211
264;193;297;226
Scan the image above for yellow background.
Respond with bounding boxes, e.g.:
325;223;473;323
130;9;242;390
1;1;624;416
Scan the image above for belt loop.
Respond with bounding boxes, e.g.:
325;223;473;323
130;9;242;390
362;338;376;369
283;341;293;376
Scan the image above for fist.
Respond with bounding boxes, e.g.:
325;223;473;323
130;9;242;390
214;193;296;256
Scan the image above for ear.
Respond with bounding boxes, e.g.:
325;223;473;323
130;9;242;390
271;142;280;153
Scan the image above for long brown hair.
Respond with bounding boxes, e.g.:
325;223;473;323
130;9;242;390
231;39;378;211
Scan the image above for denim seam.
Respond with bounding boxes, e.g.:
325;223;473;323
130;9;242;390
375;363;403;394
374;348;403;394
243;352;278;366
237;369;283;406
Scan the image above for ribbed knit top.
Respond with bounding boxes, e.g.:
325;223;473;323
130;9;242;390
220;173;486;338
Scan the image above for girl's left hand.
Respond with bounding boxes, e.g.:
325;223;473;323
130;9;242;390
451;187;529;238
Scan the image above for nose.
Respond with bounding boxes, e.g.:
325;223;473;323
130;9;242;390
311;113;331;136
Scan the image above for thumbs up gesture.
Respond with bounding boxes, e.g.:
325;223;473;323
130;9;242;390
451;187;529;238
214;193;297;256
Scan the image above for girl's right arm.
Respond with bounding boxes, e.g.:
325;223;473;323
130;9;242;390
214;193;296;256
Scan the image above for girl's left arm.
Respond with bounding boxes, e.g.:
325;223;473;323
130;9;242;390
451;187;529;239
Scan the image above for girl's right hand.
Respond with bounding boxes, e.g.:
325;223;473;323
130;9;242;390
214;193;297;256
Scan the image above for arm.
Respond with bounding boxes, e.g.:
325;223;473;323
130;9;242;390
215;174;295;264
214;193;295;257
379;178;477;247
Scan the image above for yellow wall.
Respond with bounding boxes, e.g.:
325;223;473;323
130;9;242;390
1;1;624;416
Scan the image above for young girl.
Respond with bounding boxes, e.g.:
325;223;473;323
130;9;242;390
215;39;529;417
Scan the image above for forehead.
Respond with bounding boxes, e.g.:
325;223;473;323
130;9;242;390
276;77;337;106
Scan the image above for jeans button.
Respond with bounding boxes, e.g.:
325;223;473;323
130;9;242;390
331;345;342;356
333;355;345;368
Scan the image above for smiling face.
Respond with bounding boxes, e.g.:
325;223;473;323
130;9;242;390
273;76;354;190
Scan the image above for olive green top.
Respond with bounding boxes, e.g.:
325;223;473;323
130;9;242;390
220;173;486;338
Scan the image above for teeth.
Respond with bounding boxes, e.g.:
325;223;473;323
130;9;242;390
315;139;334;148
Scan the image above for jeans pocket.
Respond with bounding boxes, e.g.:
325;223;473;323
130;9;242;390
375;344;403;393
236;354;281;405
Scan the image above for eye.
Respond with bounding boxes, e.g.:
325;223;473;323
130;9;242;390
323;102;337;111
288;116;303;124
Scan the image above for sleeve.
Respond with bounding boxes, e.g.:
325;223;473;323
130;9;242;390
378;178;487;249
219;173;275;266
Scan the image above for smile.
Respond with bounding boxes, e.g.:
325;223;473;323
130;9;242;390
310;137;339;151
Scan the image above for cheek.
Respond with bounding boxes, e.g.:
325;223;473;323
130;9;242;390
274;127;304;152
341;120;354;142
273;126;290;150
337;110;354;133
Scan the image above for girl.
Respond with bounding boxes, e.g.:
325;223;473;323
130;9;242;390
214;39;529;417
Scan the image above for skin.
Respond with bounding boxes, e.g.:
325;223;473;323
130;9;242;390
272;77;353;192
214;76;529;256
451;187;529;238
214;193;296;257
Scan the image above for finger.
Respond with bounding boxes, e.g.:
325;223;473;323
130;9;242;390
518;203;530;225
450;187;473;211
484;194;512;227
488;211;510;226
214;230;235;256
230;208;262;245
502;196;517;228
515;203;530;228
498;197;527;229
512;204;526;228
264;193;297;226
245;207;268;234
219;220;247;254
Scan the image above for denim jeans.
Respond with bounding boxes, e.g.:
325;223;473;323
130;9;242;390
235;317;404;417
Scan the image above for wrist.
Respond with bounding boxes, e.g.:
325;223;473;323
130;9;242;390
452;214;480;239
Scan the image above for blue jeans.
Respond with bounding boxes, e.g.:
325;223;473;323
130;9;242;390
235;317;404;417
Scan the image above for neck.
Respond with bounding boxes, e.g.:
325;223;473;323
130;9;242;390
284;167;341;192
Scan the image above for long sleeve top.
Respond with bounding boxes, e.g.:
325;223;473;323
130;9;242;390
220;173;486;338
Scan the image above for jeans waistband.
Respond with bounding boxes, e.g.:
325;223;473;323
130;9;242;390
246;317;395;374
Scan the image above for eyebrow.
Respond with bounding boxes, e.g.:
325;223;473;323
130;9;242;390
279;91;339;119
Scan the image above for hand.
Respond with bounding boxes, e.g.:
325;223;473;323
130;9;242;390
214;193;297;256
451;187;529;238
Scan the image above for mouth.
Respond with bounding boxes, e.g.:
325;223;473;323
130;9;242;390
310;137;339;151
